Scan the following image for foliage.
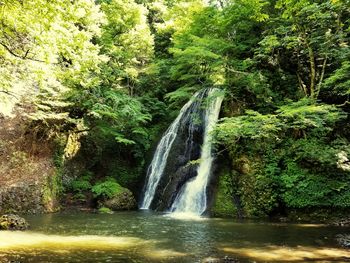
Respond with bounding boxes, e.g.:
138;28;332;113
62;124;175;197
323;61;350;97
215;98;349;214
212;170;237;217
256;0;350;99
98;0;154;95
0;0;349;217
105;160;142;190
69;172;93;194
9;151;29;168
92;177;124;199
239;168;278;217
0;0;104;124
215;99;346;151
42;168;63;212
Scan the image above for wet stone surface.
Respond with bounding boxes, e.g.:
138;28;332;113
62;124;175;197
0;214;29;230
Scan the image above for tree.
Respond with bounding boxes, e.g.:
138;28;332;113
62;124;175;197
257;0;350;99
98;0;154;97
0;0;104;122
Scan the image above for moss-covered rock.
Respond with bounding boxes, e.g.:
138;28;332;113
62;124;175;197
0;214;29;230
102;188;137;211
212;171;237;217
233;155;278;218
98;207;113;214
212;155;278;218
0;181;60;214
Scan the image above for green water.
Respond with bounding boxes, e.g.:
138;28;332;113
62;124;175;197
0;211;349;263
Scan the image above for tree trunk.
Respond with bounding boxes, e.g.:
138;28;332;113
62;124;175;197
315;56;327;99
307;44;316;98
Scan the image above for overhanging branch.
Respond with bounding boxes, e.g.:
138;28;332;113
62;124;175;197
0;41;46;63
0;90;18;99
225;67;249;75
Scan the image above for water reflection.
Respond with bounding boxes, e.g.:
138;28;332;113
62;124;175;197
0;211;348;263
221;245;350;262
0;231;145;251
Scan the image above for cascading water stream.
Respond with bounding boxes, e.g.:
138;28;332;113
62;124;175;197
170;88;223;216
140;91;205;209
140;88;223;216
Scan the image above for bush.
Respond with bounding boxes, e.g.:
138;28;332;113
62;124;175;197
92;177;124;199
214;99;350;216
69;172;93;193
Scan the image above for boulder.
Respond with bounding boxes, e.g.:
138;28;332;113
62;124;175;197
0;214;29;230
202;256;240;263
332;218;350;227
336;234;350;248
103;189;137;211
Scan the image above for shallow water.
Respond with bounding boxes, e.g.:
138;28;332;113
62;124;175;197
0;211;349;262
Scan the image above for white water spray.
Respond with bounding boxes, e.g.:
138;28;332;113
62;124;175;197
140;92;203;209
170;88;223;216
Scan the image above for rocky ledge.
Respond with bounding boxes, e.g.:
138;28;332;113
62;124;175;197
102;189;137;211
0;214;29;230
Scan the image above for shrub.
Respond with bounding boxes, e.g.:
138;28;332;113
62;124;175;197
69;172;93;193
92;177;124;199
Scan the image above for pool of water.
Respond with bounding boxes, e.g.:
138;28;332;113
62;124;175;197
0;211;349;262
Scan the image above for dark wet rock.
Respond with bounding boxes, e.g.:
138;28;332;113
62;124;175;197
0;214;29;230
332;218;350;227
149;91;207;211
103;189;137;211
336;234;350;248
202;256;240;263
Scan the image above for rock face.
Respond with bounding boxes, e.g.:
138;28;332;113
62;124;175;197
0;115;60;215
212;170;239;218
0;214;29;230
103;189;137;211
0;183;45;214
0;181;59;214
336;234;350;248
148;90;207;211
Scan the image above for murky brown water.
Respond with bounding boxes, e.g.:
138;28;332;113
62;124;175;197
0;211;349;262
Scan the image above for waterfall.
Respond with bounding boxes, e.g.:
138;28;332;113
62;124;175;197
170;88;223;216
140;90;206;209
140;88;223;215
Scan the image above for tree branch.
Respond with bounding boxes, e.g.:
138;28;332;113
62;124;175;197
0;90;18;99
0;41;55;64
306;41;316;98
315;56;327;99
338;100;350;107
74;129;91;134
225;67;249;75
297;72;308;96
